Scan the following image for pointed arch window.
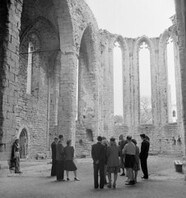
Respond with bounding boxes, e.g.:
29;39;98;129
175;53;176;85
26;34;40;97
139;42;152;124
113;41;123;123
167;37;177;123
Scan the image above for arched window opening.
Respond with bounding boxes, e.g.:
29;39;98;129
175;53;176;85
19;128;28;159
167;37;177;123
113;42;123;125
139;42;152;124
26;34;40;97
26;42;34;94
86;129;93;141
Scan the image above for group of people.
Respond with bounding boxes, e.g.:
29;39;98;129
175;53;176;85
9;133;150;190
91;133;150;189
50;135;80;182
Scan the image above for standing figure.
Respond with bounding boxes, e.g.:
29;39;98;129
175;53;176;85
122;136;136;185
118;134;127;176
139;134;150;179
91;136;106;189
56;135;65;181
131;139;140;183
102;137;109;185
177;135;182;145
64;140;80;181
107;137;120;189
9;138;22;174
51;137;58;176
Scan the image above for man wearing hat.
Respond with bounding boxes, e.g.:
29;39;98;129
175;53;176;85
139;134;150;179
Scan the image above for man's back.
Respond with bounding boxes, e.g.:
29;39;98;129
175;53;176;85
140;140;150;158
56;141;65;161
91;142;106;164
51;141;56;160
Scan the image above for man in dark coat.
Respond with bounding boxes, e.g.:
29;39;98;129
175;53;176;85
118;134;127;176
139;134;150;179
91;136;106;189
51;137;58;176
56;135;65;181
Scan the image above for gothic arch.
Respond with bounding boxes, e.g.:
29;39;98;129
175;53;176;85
159;28;182;124
134;35;154;54
78;24;98;72
20;17;59;53
16;125;30;158
133;35;155;125
77;23;99;135
110;35;130;125
52;0;74;52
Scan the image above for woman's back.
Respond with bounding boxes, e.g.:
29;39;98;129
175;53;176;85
107;144;119;167
64;146;74;161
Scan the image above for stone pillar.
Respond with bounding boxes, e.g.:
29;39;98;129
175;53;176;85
175;0;186;180
57;52;77;147
0;0;22;159
122;39;130;127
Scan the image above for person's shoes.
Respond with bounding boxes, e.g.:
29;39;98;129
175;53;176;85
67;178;70;181
107;184;111;188
120;173;125;176
125;180;135;185
74;177;80;181
15;171;22;174
100;186;104;189
113;183;116;189
141;176;148;179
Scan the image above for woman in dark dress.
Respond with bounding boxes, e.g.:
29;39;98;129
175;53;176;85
64;140;80;181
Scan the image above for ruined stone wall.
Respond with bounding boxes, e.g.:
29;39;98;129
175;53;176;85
0;0;101;159
98;30;115;138
175;0;186;156
1;0;186;160
100;26;183;155
0;0;22;160
15;0;60;158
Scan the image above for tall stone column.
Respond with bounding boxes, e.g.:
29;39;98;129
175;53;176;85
57;52;77;147
175;0;186;180
0;0;22;159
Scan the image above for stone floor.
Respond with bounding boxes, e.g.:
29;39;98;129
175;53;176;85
0;155;186;198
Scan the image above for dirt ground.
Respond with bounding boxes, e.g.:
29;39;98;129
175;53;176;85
0;155;186;198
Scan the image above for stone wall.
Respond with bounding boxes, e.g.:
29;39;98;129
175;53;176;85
0;0;186;160
0;0;100;160
100;25;184;156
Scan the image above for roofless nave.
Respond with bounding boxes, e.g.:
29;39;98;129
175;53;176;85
0;1;186;176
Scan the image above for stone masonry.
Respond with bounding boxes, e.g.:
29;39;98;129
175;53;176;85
0;0;185;166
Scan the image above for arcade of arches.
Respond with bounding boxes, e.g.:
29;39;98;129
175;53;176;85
0;0;186;170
